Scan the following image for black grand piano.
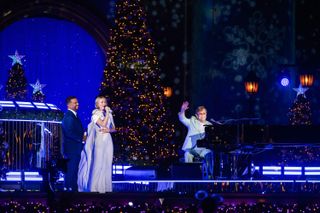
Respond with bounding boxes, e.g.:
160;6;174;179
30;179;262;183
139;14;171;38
198;123;320;179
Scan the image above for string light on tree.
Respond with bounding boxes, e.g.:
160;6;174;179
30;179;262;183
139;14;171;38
100;0;176;165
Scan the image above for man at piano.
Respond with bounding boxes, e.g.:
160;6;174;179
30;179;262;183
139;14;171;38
178;101;214;179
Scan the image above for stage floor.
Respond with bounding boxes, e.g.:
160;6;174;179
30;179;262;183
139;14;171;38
1;179;320;212
1;178;320;194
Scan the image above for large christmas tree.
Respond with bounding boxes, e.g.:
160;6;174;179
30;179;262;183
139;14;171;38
100;0;176;165
288;85;312;125
6;51;28;101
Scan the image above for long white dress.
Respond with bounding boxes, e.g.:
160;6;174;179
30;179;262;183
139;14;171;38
78;109;114;193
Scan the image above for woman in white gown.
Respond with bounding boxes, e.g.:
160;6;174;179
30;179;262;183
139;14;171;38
78;96;115;193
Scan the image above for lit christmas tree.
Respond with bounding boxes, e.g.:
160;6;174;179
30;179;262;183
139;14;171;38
30;79;46;102
6;50;28;101
288;85;312;125
100;0;176;165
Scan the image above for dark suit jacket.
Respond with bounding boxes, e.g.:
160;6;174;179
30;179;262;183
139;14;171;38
61;110;84;156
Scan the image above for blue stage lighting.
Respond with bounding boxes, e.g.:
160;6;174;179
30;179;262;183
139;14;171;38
0;101;15;107
262;166;282;175
284;166;302;175
305;167;320;175
280;77;289;86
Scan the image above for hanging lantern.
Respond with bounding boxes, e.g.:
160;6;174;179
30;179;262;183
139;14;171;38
163;87;173;97
244;71;259;94
299;74;314;87
244;82;259;94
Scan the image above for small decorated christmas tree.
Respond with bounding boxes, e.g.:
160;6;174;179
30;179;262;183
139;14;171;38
30;79;46;102
288;85;312;125
6;50;28;101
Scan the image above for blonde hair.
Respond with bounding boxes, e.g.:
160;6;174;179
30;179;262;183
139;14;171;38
196;106;207;114
95;96;107;109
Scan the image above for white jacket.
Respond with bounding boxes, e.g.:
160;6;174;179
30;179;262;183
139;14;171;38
178;112;212;150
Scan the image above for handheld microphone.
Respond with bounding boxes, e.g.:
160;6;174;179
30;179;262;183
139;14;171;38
105;106;113;115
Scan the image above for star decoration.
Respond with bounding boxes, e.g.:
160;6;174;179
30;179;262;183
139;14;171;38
293;84;309;97
8;50;25;65
30;79;46;94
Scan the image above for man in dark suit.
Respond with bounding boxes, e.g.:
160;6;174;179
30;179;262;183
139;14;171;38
61;96;85;191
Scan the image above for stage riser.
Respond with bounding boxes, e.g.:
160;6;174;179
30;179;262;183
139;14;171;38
124;167;157;180
170;163;203;180
1;181;320;195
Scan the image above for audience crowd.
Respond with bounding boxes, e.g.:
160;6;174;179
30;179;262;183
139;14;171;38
0;200;320;212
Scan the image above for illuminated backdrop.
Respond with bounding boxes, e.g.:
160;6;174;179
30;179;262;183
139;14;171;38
0;17;105;124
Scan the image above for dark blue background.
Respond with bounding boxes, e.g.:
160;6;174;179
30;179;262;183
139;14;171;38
189;0;320;124
0;17;105;124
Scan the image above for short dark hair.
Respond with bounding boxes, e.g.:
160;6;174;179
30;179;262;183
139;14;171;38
66;96;77;104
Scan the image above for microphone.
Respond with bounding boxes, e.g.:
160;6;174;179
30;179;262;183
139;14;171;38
105;106;113;115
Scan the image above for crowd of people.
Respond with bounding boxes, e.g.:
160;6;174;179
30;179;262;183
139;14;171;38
1;200;320;212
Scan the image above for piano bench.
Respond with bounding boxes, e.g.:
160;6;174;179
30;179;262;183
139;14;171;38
178;156;204;163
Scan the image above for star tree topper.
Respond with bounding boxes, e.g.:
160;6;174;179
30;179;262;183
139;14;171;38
8;50;25;65
30;79;46;94
293;84;309;97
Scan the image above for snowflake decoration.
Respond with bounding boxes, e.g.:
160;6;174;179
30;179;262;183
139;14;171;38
148;0;184;29
222;11;286;78
213;0;256;24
